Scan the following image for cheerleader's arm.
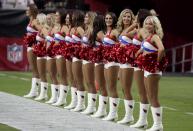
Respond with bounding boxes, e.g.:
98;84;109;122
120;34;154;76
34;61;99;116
111;29;120;41
124;23;138;34
77;26;85;37
126;28;137;38
135;48;143;57
152;35;165;62
97;31;104;41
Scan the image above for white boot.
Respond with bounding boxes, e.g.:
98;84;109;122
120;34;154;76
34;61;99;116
34;82;48;101
81;93;97;115
91;95;108;118
146;107;163;131
24;78;40;98
130;103;149;128
71;90;85;112
45;84;59;104
117;100;134;124
102;97;119;121
52;85;69;106
64;87;77;110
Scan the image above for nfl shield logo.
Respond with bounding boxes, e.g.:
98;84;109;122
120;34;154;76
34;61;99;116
7;43;23;63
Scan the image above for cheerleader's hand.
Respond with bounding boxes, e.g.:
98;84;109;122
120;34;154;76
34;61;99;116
135;48;142;57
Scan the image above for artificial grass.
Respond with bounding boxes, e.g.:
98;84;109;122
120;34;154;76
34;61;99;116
0;71;193;131
0;123;19;131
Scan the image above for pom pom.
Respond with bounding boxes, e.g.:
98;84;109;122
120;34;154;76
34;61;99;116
79;45;92;61
73;43;82;59
103;44;119;63
89;45;104;63
46;41;56;58
33;41;46;57
23;34;36;47
136;53;168;73
61;43;74;61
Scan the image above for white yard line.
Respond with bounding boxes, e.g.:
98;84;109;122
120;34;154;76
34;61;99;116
0;73;7;76
163;106;178;111
20;78;30;81
185;112;193;116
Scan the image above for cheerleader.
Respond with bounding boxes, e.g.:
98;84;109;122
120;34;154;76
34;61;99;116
65;10;85;112
80;11;97;115
130;9;151;128
45;12;60;104
52;11;71;106
90;14;108;118
102;12;120;121
24;4;40;98
63;11;79;109
34;14;54;101
116;9;136;124
136;16;167;131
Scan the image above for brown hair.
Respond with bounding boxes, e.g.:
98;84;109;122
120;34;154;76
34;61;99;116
28;4;38;18
72;10;84;27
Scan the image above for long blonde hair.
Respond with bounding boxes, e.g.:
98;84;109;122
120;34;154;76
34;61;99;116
143;16;164;39
44;13;55;29
85;11;97;34
117;9;135;32
36;13;47;26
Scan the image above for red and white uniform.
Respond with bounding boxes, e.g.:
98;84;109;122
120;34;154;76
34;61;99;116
87;37;104;66
118;35;133;68
102;31;119;68
71;31;82;62
46;33;55;59
61;32;74;61
80;36;93;64
136;35;168;77
33;33;46;58
24;24;38;51
132;34;143;71
53;32;66;58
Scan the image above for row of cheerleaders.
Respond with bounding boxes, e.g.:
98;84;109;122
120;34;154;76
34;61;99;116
24;5;167;131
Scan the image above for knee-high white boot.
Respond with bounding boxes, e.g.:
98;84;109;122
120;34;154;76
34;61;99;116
52;85;69;106
24;78;40;98
71;90;85;112
146;107;163;131
130;103;149;128
81;93;97;115
117;100;134;124
34;82;48;101
102;97;119;121
64;87;77;110
91;95;108;118
45;84;59;104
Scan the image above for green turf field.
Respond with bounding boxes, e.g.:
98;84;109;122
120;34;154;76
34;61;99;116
0;71;193;131
0;124;19;131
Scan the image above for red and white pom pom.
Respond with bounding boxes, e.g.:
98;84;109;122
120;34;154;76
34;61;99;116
116;44;128;64
73;43;82;59
79;45;93;61
23;34;36;47
136;53;168;73
61;43;74;61
103;45;117;63
89;45;104;63
46;41;56;58
33;41;46;57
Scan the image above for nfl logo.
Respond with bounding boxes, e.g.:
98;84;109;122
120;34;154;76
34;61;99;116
7;43;23;64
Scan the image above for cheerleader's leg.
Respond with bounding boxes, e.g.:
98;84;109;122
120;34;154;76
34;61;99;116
53;56;69;106
145;70;163;131
24;47;40;98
